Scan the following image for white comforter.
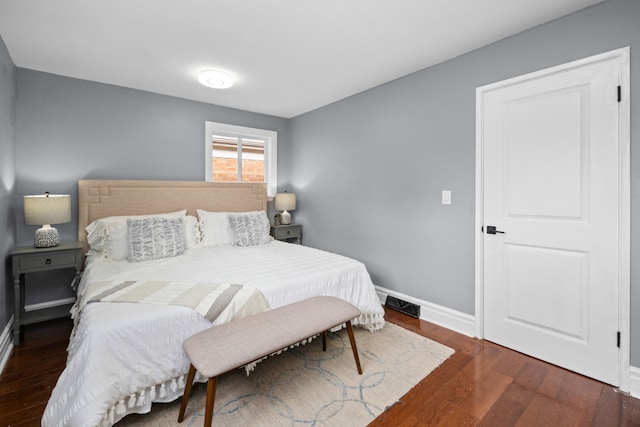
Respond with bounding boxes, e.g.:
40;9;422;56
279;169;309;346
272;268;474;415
42;241;385;427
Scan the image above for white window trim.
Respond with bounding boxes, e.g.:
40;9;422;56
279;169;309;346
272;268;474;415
205;121;277;198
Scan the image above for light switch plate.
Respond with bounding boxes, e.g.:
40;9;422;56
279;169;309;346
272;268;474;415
442;190;451;205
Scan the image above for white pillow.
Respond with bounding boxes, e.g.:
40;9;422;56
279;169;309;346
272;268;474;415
196;210;233;246
183;215;200;249
86;210;187;260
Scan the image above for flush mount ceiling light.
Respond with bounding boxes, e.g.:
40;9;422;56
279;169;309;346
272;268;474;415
198;70;234;89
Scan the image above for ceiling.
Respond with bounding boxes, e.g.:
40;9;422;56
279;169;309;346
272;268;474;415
0;0;604;118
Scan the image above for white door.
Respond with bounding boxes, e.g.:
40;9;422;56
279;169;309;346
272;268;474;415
478;51;625;386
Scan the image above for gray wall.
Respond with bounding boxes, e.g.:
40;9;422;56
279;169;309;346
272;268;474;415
290;0;640;364
12;70;290;306
0;34;16;329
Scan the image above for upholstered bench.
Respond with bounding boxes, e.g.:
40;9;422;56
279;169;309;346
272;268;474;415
178;295;363;426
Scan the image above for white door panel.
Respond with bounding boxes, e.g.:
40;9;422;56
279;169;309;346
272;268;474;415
480;54;622;385
505;244;587;339
505;87;585;218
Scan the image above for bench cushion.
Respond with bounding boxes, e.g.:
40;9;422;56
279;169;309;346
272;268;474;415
183;296;361;378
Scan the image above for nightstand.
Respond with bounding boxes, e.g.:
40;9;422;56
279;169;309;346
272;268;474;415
10;241;83;344
270;224;303;244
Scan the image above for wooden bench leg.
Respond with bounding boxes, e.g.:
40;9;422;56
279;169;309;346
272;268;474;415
204;377;217;427
345;320;363;375
178;364;197;422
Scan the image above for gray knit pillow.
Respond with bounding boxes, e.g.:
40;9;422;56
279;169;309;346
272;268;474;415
126;217;185;262
227;211;272;247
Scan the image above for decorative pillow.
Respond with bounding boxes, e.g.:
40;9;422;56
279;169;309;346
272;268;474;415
126;217;185;262
227;211;272;247
196;210;233;246
86;210;187;260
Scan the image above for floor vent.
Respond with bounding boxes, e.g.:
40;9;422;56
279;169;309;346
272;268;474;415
384;296;420;319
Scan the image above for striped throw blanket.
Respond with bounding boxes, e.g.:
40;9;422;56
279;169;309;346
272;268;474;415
73;280;269;324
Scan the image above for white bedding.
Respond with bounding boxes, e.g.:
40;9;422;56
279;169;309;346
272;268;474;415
42;241;385;427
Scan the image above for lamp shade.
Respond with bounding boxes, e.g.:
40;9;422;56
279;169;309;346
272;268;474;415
275;193;296;211
24;194;71;226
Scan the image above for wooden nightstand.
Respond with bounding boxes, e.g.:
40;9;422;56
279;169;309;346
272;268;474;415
270;224;303;244
10;241;83;344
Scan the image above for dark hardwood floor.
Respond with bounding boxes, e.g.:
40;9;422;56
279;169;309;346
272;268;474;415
374;310;640;427
1;318;71;427
1;310;639;426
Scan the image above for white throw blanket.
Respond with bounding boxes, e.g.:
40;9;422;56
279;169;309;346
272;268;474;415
78;279;268;323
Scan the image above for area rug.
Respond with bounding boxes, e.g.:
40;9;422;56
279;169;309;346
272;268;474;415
117;322;454;426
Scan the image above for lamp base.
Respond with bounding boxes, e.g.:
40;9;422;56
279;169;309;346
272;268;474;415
34;226;60;248
280;211;292;225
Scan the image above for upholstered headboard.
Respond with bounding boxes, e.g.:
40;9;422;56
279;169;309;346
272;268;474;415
78;180;267;255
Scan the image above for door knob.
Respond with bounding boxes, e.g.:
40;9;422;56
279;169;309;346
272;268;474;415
486;226;505;235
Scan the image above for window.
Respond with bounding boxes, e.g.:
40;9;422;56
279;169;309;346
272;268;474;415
205;122;277;198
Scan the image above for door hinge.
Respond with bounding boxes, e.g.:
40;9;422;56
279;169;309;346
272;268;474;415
617;331;621;348
617;86;621;102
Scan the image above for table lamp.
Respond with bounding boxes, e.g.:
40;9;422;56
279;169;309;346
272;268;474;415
24;193;71;248
275;192;296;225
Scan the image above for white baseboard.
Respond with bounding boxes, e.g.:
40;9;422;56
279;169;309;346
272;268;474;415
375;286;476;337
0;316;14;376
24;297;76;312
630;366;640;399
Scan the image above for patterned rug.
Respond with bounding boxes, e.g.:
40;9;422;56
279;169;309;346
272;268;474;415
117;322;454;426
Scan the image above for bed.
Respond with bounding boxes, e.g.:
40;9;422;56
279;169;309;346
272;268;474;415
42;180;385;427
